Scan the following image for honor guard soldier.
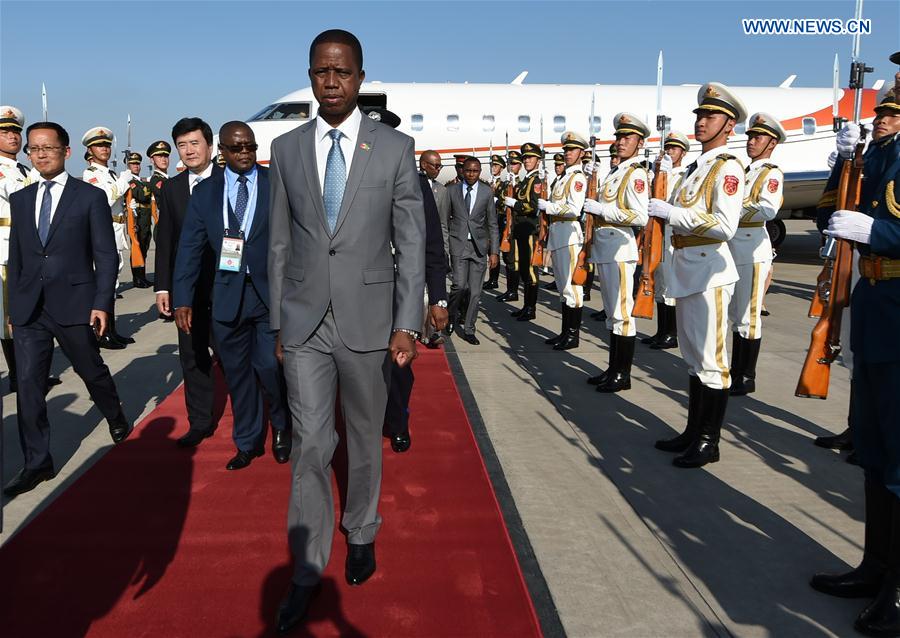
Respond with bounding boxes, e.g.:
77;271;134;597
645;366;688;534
83;126;135;349
147;139;170;231
727;113;785;395
497;150;523;302
810;85;900;636
551;152;565;186
644;130;690;350
502;142;542;321
445;153;470;186
582;114;651;392
124;152;154;288
649;82;747;468
484;153;506;290
537;132;587;350
0;106;61;392
609;143;620;171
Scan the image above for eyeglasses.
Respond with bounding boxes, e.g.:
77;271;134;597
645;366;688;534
26;145;65;156
221;143;258;153
423;161;442;169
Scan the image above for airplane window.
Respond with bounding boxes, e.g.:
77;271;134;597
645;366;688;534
803;117;816;136
734;122;746;135
482;115;495;132
447;114;459;132
249;102;311;121
553;115;565;133
411;114;424;131
518;115;530;132
591;116;601;134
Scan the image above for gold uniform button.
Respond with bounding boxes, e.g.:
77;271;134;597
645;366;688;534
872;201;879;208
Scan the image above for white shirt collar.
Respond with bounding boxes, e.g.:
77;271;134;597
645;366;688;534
189;162;214;182
39;171;68;187
225;164;257;186
316;107;362;144
89;160;110;171
747;157;772;170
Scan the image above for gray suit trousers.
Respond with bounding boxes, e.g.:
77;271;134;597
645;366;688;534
449;251;487;334
283;308;391;586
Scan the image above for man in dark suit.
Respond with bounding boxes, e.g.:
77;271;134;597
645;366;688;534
447;157;500;345
173;122;290;470
3;122;130;497
154;117;224;447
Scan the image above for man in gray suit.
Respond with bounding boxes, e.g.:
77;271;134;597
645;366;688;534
447;157;499;345
419;149;450;257
268;30;425;633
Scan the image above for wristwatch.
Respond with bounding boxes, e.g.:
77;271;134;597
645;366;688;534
434;299;448;308
393;328;421;339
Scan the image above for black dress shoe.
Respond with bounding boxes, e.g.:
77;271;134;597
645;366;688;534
276;583;320;635
272;429;291;464
226;448;264;470
461;332;480;345
98;334;125;350
496;291;518;303
650;335;678;350
516;306;536;322
810;565;884;599
815;428;854;450
115;293;124;299
346;542;376;585
176;427;216;448
113;333;135;345
46;375;62;389
483;280;498;290
108;411;132;443
3;465;55;497
391;431;411;453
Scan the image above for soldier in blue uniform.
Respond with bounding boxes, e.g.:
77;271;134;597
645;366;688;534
810;80;900;635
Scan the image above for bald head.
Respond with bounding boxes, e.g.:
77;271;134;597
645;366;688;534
219;120;253;143
419;150;442;180
218;121;257;174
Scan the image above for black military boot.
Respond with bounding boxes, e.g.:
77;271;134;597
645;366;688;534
596;335;635;393
132;267;152;289
673;384;727;468
516;284;537;322
587;332;618;385
583;268;594;301
642;302;667;345
484;265;500;290
655;375;703;452
727;333;746;394
497;270;519;302
651;305;679;350
546;304;568;346
811;477;889;598
731;337;761;396
855;493;900;635
554;306;582;351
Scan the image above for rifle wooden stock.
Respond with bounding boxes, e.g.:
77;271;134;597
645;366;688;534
796;152;861;399
531;177;549;267
500;180;513;253
808;260;830;318
634;168;667;319
572;170;597;286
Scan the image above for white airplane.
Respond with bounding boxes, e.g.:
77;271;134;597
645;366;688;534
245;73;884;246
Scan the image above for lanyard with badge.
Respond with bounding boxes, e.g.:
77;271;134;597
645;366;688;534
219;174;256;272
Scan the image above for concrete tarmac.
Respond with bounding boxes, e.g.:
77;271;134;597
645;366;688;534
0;222;865;637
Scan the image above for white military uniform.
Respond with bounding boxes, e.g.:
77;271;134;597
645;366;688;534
544;164;586;308
587;155;649;336
656;164;688;305
666;147;745;388
727;158;782;339
83;162;132;285
0;156;31;338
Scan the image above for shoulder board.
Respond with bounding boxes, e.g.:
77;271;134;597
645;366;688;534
761;162;781;171
86;165;97;171
716;153;737;161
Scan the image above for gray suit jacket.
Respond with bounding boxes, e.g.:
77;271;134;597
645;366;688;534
430;179;451;257
448;180;499;258
268;111;425;352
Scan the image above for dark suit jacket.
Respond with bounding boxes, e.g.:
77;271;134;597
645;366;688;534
8;175;118;326
154;164;224;296
419;174;447;306
173;167;272;323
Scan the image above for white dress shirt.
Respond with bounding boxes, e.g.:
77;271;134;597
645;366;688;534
314;107;362;193
188;162;214;194
33;171;69;227
460;179;479;213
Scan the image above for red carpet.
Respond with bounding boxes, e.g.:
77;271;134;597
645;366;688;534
0;349;542;637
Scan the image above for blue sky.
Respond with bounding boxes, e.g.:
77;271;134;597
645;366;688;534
1;0;897;171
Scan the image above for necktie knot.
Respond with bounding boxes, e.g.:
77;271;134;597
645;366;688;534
329;129;342;143
237;174;248;184
43;180;53;190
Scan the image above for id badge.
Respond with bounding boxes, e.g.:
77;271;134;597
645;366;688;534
219;231;244;272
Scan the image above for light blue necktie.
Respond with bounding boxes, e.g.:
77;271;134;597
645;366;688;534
323;129;346;232
38;180;52;246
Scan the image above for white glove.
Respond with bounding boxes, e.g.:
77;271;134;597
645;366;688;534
583;161;597;176
116;172;134;192
128;199;137;211
648;198;673;220
582;199;602;215
836;122;861;159
537;199;548;211
825;209;874;244
659;154;673;174
826;151;838;169
503;196;517;208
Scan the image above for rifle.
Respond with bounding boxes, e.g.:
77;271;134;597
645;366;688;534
796;56;870;399
532;116;549;267
634;52;667;319
808;54;844;319
500;131;513;253
572;94;597;286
